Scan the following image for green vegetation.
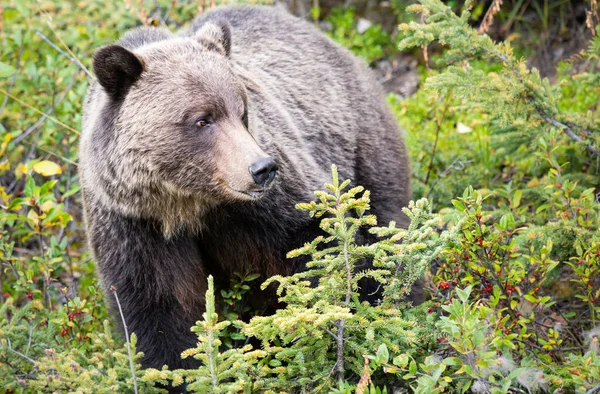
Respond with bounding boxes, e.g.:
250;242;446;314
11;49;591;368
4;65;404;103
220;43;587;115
1;0;600;393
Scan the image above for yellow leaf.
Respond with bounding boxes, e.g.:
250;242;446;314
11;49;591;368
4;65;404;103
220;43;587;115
17;163;28;176
32;160;62;176
27;209;39;226
0;133;11;157
41;200;54;212
0;160;9;173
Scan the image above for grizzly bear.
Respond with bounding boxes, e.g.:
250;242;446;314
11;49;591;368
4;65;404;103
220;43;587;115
79;4;411;376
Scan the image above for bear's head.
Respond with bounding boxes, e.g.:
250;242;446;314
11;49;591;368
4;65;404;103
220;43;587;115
81;21;277;234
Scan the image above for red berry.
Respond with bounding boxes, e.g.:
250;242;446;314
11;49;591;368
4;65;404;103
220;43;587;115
26;293;33;299
427;308;433;314
61;328;69;336
578;261;583;265
2;292;9;298
556;184;562;189
68;313;74;321
563;212;569;218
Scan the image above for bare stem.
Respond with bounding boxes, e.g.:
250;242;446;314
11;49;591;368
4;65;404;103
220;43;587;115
0;88;80;135
335;319;345;381
6;338;35;365
111;286;138;394
35;31;93;79
492;50;600;156
587;382;600;394
538;112;600;156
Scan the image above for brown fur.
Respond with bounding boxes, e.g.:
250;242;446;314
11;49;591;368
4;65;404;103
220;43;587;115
79;6;412;389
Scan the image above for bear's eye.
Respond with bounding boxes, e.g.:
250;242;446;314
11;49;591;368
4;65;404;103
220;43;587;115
195;117;212;129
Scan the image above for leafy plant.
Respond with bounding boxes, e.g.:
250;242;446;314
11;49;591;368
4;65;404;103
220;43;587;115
326;8;396;64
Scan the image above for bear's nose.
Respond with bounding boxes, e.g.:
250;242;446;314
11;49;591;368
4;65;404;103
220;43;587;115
249;157;278;187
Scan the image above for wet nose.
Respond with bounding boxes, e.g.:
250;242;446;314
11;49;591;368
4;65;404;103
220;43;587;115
249;157;278;187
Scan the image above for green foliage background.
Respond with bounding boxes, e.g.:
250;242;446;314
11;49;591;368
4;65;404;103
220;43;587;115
1;0;600;393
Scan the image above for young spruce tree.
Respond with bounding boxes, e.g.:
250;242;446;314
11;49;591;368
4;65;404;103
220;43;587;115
243;165;457;391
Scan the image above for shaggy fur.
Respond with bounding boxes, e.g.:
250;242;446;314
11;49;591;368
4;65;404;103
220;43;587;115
79;4;411;383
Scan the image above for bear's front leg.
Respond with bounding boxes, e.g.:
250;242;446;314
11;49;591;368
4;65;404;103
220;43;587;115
84;202;206;374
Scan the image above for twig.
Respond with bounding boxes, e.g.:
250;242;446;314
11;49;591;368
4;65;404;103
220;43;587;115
426;154;469;200
111;286;138;394
539;112;600;156
425;93;451;186
587;382;600;394
12;74;77;145
491;50;600;156
38;10;94;78
35;31;93;79
478;0;503;34
6;338;36;365
0;88;80;135
20;141;78;166
323;327;337;339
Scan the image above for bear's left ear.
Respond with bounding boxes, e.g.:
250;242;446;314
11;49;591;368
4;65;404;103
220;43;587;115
194;20;232;57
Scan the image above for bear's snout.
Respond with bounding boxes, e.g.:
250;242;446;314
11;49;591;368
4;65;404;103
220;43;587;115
249;157;278;188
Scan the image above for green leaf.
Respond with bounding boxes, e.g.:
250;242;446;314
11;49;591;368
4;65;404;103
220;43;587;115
456;286;472;304
524;294;538;303
512;189;523;208
393;354;409;368
451;199;466;212
498;213;515;230
24;175;35;198
409;360;417;374
0;62;17;78
376;343;389;365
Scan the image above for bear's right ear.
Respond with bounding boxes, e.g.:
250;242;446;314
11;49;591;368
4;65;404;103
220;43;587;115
93;45;144;100
194;20;232;57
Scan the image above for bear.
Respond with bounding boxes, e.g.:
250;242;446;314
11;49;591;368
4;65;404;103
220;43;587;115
79;4;411;379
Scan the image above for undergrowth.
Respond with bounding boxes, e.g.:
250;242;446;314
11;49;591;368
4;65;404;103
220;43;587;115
1;0;599;393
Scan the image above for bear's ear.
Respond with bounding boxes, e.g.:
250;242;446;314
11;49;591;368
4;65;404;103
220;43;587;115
194;20;232;57
93;45;145;100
